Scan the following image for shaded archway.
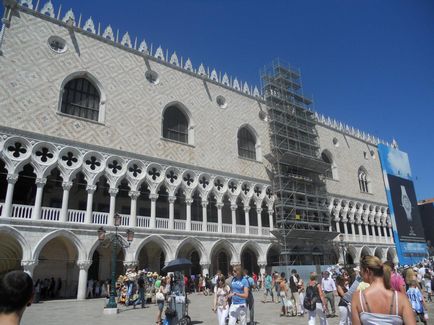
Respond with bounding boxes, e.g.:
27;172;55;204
68;172;87;211
360;246;372;260
91;239;125;283
0;159;7;204
116;179;131;214
41;167;63;208
266;244;280;268
156;185;169;218
0;232;23;275
176;237;207;275
374;247;383;260
93;175;110;213
134;235;172;273
33;236;79;299
241;247;259;274
207;192;218;224
12;163;36;206
210;239;237;276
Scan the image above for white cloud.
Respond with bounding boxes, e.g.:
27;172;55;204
387;149;411;178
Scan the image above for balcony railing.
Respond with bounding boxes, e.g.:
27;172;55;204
0;203;273;237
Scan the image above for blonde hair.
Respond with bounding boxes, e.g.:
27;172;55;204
233;265;242;273
360;255;391;289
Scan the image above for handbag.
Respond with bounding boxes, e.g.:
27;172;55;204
156;292;165;302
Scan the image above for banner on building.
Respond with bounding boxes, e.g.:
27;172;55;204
378;144;426;265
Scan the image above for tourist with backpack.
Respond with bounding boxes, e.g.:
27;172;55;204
304;272;328;325
227;265;249;325
243;269;256;325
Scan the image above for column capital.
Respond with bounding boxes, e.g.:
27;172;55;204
128;190;141;200
201;201;208;208
6;174;18;184
186;199;194;205
35;177;47;187
230;204;237;211
149;193;159;201
124;260;138;269
21;259;38;268
268;209;274;214
21;259;38;275
216;202;224;209
167;195;176;204
77;260;92;270
256;208;262;214
109;188;119;196
86;184;97;193
244;206;250;213
200;262;211;268
258;261;267;268
62;181;73;191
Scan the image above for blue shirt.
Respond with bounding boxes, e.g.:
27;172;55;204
265;275;273;289
407;287;424;313
231;277;249;305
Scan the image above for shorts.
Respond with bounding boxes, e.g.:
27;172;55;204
157;301;165;311
425;284;432;294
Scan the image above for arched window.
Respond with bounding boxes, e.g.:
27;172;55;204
321;150;338;180
162;106;189;144
238;127;256;160
60;78;100;121
358;168;369;193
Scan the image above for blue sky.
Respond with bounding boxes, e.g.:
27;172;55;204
2;1;434;199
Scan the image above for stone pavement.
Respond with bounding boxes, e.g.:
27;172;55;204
21;291;434;325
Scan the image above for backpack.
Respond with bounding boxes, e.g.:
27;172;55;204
303;283;319;311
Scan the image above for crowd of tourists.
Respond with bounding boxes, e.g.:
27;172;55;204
0;256;433;325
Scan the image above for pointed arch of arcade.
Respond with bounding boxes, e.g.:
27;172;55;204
386;247;398;264
240;240;264;263
87;235;129;261
133;235;173;264
210;239;238;264
32;229;86;262
374;247;383;260
175;237;208;265
346;245;357;265
359;246;372;261
240;240;263;274
0;225;31;261
265;242;281;267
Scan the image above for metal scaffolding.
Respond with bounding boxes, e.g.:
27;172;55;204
262;59;337;266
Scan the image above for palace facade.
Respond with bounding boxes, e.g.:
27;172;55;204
0;0;397;299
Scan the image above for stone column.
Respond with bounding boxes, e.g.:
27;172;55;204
201;263;210;277
259;263;267;279
59;181;73;222
268;209;274;231
108;188;119;226
370;224;376;241
21;259;38;277
85;185;97;224
186;199;193;231
358;223;363;241
32;178;47;220
76;260;92;300
343;220;349;235
244;206;250;235
256;208;263;235
168;196;176;230
149;194;158;229
350;222;356;237
216;203;223;233
335;219;341;233
364;223;370;240
2;174;18;218
231;205;237;234
201;201;208;232
129;190;140;228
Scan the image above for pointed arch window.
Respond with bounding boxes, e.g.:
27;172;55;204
61;78;100;121
162;106;189;144
238;127;256;160
321;150;338;180
358;168;369;193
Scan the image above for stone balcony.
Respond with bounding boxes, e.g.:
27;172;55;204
0;203;272;237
